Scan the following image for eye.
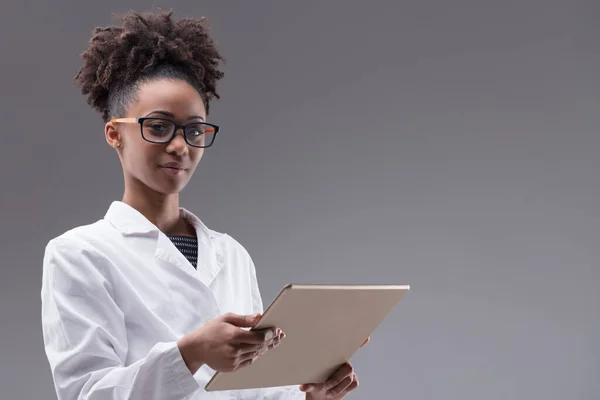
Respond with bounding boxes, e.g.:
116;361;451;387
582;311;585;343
149;122;169;131
186;124;206;137
142;119;174;139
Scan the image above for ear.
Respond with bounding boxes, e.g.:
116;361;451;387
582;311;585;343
105;121;121;150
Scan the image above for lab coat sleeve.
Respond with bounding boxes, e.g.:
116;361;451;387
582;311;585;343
41;237;200;400
238;257;305;400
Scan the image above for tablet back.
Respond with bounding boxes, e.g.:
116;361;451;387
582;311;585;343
205;284;409;391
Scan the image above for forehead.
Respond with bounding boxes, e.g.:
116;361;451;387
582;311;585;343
129;79;207;118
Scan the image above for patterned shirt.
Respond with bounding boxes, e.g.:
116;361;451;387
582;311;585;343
166;235;198;268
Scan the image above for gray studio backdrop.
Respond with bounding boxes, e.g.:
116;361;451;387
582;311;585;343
0;1;598;399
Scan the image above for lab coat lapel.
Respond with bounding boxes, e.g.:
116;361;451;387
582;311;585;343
180;207;223;288
154;233;190;273
104;201;223;288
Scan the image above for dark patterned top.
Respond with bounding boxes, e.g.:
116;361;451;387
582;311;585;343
167;235;198;269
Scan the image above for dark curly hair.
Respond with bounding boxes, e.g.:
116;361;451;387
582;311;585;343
74;9;225;122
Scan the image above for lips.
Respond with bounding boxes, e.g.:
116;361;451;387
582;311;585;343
159;162;188;175
162;162;186;169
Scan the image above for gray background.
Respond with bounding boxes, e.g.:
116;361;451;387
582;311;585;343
0;0;598;398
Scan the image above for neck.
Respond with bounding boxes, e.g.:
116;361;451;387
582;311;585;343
122;181;189;235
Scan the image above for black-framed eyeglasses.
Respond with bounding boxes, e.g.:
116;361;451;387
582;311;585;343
110;117;219;148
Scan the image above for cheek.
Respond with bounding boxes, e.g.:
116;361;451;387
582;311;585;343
122;145;159;173
190;150;204;168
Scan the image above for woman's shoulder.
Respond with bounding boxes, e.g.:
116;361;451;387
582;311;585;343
44;218;117;256
212;230;252;260
41;219;121;283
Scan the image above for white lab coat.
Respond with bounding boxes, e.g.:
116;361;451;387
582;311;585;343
41;201;305;400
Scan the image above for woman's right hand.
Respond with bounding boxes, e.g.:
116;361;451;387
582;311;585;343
177;312;284;375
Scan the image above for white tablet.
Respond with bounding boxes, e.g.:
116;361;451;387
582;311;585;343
205;284;410;391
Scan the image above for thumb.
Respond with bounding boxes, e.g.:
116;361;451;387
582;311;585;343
221;312;261;327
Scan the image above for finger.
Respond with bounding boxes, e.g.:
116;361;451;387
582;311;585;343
360;336;371;348
324;363;354;391
233;331;283;363
340;373;359;395
234;329;282;348
236;327;279;344
235;352;263;371
267;335;282;350
221;312;261;328
235;336;282;364
268;330;286;347
299;383;317;392
326;375;354;398
349;373;359;390
236;342;264;356
236;354;259;370
237;335;280;358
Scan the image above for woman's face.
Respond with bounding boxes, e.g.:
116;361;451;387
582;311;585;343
105;79;207;196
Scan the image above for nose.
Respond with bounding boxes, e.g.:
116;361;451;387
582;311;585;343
165;127;189;156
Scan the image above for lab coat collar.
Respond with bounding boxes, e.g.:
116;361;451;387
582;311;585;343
104;200;214;239
104;201;223;287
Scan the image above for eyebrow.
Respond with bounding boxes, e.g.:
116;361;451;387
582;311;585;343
145;110;205;121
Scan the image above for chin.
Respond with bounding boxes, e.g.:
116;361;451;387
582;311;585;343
159;182;188;195
147;178;189;196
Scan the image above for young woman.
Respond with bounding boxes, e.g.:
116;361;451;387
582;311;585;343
40;9;363;400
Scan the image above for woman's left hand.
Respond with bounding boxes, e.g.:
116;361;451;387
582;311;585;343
299;362;358;400
299;337;370;400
